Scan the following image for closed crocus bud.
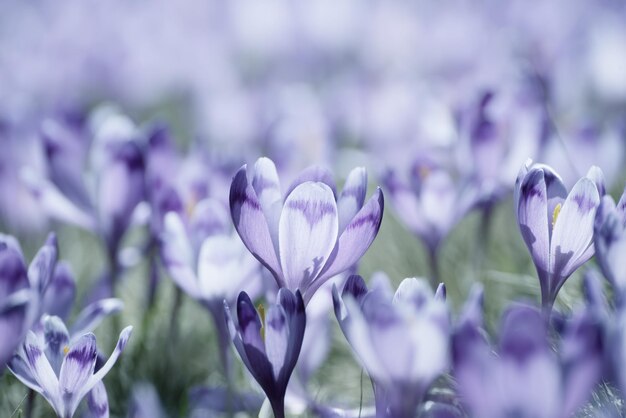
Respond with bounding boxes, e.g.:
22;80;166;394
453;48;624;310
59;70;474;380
594;190;626;294
229;157;383;304
333;274;449;418
225;289;306;418
515;161;602;316
0;235;30;369
8;316;132;418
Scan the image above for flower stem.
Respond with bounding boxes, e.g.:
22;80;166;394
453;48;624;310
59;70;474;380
168;287;183;343
23;389;35;418
427;246;440;289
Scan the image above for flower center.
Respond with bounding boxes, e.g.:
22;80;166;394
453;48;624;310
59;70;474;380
63;346;70;356
552;203;562;228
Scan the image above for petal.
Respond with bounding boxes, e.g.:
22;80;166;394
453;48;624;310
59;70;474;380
337;167;367;232
499;305;548;363
86;381;110;418
69;299;124;340
312;189;383;297
341;274;369;302
236;292;265;354
435;283;447;301
278;289;305;381
585;166;606;197
80;326;133;403
21;168;96;230
383;170;430;242
230;166;284;285
160;212;200;297
21;332;60;410
28;232;58;295
59;334;98;409
41;262;76;319
264;305;288;380
42;316;70;375
251;158;283;249
393;278;434;308
0;242;29;301
285;165;337;199
0;296;29;368
550;177;600;286
517;169;550;289
278;182;338;291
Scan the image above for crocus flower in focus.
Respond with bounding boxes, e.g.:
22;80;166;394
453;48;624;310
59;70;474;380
594;189;626;294
224;289;306;418
333;274;449;418
8;315;132;418
230;157;383;303
515;161;602;315
453;302;603;418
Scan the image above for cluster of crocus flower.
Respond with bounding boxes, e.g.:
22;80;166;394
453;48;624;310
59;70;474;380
3;126;626;418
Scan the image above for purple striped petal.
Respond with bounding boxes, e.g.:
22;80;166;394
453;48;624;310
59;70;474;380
586;166;606;197
312;189;383;298
550;177;599;285
86;381;110;418
337;167;367;232
517;168;550;292
278;182;338;291
236;292;265;354
251;158;283;247
0;294;29;368
21;332;60;410
264;305;288;379
42;316;70;374
230;166;284;285
80;326;133;403
59;333;98;414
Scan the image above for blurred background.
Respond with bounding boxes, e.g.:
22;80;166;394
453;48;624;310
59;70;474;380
0;0;625;416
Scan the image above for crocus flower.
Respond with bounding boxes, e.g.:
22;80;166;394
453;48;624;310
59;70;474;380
383;156;484;284
333;274;449;418
229;157;383;303
453;302;603;418
515;161;602;314
594;189;626;294
224;289;306;418
8;315;132;418
23;110;146;294
0;232;59;369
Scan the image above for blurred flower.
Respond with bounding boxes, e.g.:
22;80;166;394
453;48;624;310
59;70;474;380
127;382;167;418
23;110;146;270
515;161;602;315
333;274;449;418
229;157;383;303
383;155;485;283
0;232;59;369
8;315;132;418
594;190;626;294
453;303;603;418
225;289;305;418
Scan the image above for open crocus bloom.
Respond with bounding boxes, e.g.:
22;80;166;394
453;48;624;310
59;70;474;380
229;157;383;304
333;274;449;418
224;289;306;418
515;161;603;313
453;302;603;418
594;189;626;293
8;316;132;418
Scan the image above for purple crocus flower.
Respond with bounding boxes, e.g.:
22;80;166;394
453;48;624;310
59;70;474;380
515;161;603;315
453;303;603;418
8;315;132;418
333;274;449;418
0;232;60;369
594;189;626;294
23;111;146;294
229;157;383;303
383;156;484;284
224;289;306;418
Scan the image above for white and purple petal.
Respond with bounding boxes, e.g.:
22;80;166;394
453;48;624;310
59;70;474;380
337;167;367;232
69;299;124;340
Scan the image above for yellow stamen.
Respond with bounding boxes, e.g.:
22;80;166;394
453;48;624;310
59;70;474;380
552;203;562;228
63;346;70;356
257;303;266;341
